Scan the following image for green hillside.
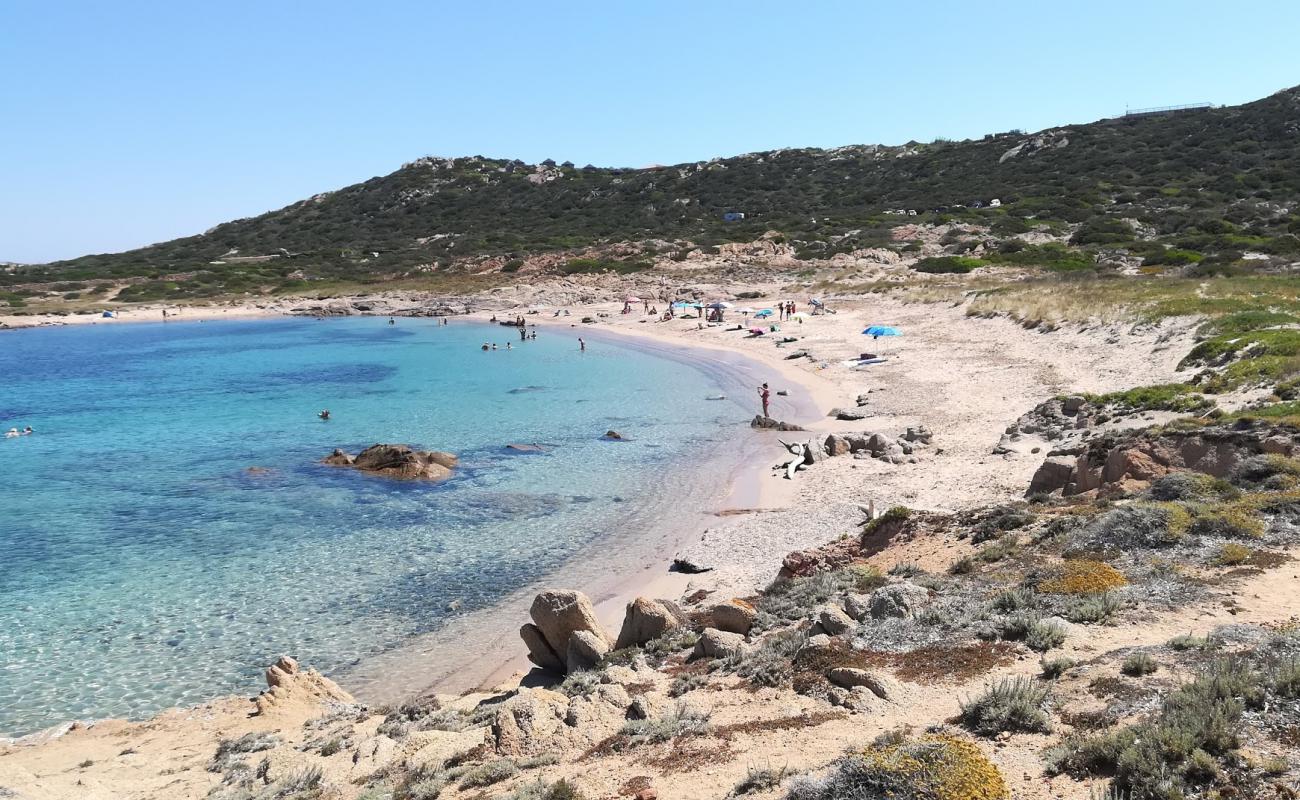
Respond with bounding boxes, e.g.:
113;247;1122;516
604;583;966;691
6;85;1300;302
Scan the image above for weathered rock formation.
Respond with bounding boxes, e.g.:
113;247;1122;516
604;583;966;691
521;589;612;674
254;655;353;716
323;444;457;481
1027;421;1299;497
615;597;688;649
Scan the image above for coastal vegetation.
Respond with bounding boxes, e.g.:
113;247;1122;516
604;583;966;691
5;86;1300;310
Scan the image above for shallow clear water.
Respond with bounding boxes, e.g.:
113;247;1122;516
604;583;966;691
0;317;742;736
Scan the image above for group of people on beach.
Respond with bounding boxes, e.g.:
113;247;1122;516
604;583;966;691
775;301;798;320
622;299;659;316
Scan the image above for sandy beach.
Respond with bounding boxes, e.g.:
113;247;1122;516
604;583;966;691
0;286;1208;800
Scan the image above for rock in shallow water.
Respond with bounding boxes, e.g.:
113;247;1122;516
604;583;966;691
322;443;457;481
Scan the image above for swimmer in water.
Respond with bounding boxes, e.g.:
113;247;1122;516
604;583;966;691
318;410;331;420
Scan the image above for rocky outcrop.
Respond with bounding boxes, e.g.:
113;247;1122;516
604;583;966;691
751;415;806;432
521;590;611;674
615;597;688;649
491;688;571;757
323;444;457;481
254;655;353;716
868;582;931;619
1026;422;1300;497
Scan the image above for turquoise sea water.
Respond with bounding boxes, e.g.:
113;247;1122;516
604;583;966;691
0;317;744;736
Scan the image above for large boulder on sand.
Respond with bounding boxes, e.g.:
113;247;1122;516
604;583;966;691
711;598;758;634
524;589;611;674
615;597;688;649
324;443;457;481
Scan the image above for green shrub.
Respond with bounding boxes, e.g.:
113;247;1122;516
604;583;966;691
759;566;885;626
1041;657;1076;679
1271;657;1300;697
1168;633;1209;651
991;587;1037;613
1025;619;1068;652
619;703;711;747
1048;658;1263;797
459;758;518;788
960;677;1051;736
497;780;589;800
913;256;987;274
731;763;793;796
1070;218;1133;245
1148;472;1238;502
1121;652;1158;677
726;628;803;687
888;561;925;578
1214;542;1253;565
1066;592;1125;624
1086;383;1211;413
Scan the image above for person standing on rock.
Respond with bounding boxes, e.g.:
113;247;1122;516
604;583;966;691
758;383;771;418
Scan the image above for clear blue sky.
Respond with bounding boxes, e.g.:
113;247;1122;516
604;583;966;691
3;0;1299;264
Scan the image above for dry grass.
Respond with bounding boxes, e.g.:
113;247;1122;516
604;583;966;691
854;642;1018;683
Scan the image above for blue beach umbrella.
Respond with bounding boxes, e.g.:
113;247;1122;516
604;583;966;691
754;309;774;318
862;326;901;337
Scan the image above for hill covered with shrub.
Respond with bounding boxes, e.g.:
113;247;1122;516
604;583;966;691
7;85;1300;299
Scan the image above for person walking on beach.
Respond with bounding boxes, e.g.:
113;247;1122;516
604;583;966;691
758;383;771;417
